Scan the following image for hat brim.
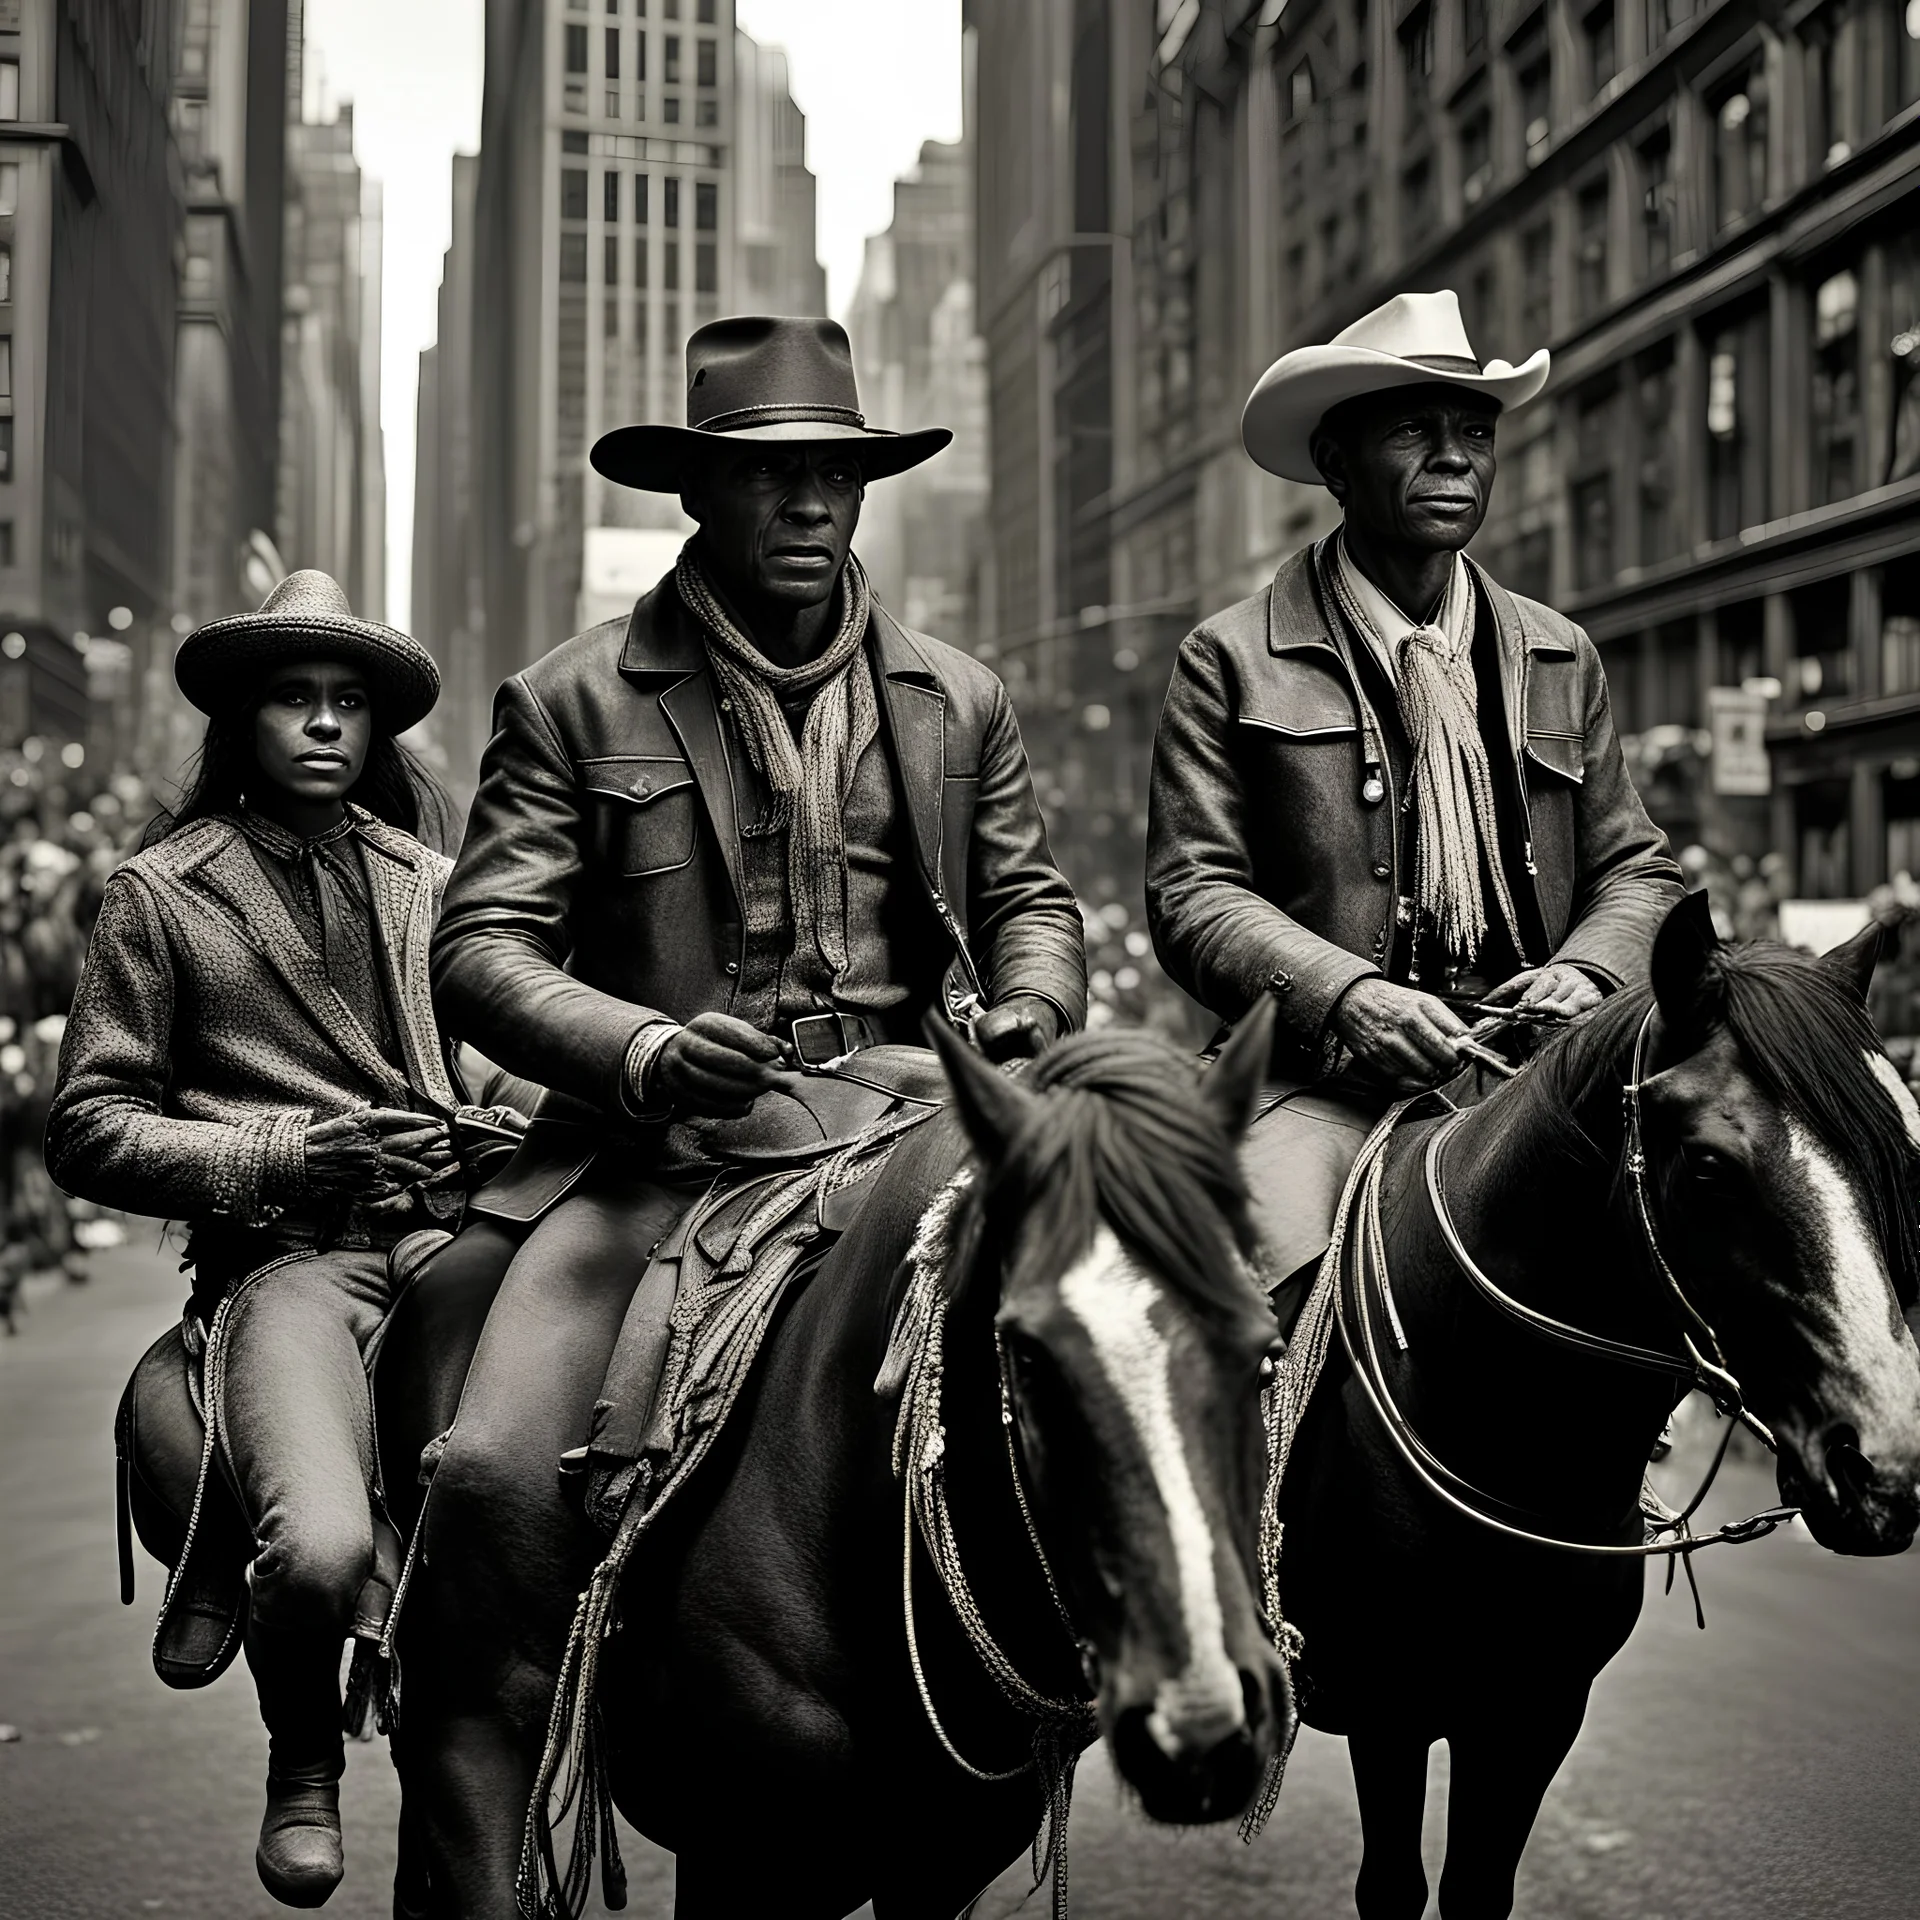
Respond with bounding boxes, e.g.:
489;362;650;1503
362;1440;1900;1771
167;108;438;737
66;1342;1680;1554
174;617;441;733
1241;346;1551;484
591;421;954;492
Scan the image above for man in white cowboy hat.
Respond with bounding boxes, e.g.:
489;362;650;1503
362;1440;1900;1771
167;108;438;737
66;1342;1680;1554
1146;290;1683;1282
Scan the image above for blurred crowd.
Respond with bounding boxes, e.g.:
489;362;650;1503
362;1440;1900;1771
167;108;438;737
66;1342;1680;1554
0;739;144;1331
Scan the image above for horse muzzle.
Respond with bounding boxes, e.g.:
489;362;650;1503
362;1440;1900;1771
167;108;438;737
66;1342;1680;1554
1785;1427;1920;1556
1105;1658;1287;1825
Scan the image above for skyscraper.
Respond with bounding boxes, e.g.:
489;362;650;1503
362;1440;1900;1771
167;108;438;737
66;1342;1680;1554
422;0;827;778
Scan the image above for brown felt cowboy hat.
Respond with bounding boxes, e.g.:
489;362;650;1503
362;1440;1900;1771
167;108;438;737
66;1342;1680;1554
174;570;441;733
1242;290;1551;485
591;314;953;493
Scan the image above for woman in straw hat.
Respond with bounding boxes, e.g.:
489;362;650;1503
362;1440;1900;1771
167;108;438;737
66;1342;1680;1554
47;572;466;1907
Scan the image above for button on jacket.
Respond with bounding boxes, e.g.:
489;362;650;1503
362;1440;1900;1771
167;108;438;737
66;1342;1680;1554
431;576;1088;1123
1146;540;1684;1079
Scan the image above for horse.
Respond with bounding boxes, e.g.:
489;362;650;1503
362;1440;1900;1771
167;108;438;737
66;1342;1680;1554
1269;889;1920;1919
374;1005;1292;1918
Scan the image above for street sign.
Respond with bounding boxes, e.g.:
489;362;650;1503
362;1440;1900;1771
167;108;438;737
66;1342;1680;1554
1708;686;1771;796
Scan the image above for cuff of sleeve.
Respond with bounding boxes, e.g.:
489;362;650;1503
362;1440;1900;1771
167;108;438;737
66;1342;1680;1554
621;1020;682;1119
220;1108;309;1225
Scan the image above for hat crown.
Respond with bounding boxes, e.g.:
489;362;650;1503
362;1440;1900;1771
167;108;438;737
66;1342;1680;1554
1330;290;1481;372
256;569;355;623
683;316;865;433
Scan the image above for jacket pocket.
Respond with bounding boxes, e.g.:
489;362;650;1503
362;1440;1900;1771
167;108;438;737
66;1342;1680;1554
1523;732;1585;784
581;756;698;876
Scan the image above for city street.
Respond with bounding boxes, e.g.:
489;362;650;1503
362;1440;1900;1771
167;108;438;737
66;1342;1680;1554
3;1239;1917;1920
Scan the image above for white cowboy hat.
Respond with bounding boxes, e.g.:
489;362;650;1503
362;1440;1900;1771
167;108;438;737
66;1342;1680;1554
1241;290;1550;485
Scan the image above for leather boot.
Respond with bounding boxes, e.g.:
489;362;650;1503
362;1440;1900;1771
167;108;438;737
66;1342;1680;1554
256;1757;345;1907
247;1619;348;1907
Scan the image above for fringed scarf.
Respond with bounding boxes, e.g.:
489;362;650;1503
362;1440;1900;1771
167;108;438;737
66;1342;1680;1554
675;546;877;984
1325;537;1523;968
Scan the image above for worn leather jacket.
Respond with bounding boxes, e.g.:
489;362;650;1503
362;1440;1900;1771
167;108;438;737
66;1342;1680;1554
1147;540;1684;1079
432;576;1087;1128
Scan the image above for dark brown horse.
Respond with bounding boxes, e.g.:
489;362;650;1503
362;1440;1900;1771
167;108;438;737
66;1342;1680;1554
1270;892;1920;1918
376;1008;1290;1918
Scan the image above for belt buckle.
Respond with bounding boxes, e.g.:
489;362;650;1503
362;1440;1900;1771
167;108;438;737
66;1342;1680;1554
790;1011;851;1068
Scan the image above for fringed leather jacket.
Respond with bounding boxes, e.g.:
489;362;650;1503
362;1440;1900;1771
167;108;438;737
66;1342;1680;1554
46;810;459;1234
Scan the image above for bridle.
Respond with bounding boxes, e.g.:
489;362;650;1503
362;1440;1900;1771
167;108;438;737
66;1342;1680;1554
1339;1006;1798;1562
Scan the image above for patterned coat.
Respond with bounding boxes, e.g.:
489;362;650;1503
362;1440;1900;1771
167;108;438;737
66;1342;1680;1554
46;811;456;1228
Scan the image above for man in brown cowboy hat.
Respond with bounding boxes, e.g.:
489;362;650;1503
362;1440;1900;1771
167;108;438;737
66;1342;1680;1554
1147;290;1683;1284
393;315;1085;1880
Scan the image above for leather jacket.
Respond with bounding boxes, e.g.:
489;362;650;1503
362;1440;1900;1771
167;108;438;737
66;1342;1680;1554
432;576;1087;1122
1146;541;1684;1079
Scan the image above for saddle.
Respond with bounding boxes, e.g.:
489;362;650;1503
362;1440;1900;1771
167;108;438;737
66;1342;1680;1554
566;1047;948;1538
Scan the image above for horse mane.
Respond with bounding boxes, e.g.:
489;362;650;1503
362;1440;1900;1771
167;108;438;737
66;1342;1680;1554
1504;942;1920;1293
952;1029;1269;1331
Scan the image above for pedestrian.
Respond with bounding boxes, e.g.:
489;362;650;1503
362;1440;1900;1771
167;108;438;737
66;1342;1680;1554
395;314;1087;1900
45;571;462;1907
1145;289;1684;1297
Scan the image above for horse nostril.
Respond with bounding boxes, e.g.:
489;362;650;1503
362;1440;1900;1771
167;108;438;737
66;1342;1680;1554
1239;1667;1266;1735
1825;1425;1880;1501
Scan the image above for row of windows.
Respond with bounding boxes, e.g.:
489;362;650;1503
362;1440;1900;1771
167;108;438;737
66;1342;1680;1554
565;26;717;86
567;0;718;17
560;168;716;229
559;232;718;294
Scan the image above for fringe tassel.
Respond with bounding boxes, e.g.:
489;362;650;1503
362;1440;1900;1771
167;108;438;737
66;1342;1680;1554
342;1637;385;1741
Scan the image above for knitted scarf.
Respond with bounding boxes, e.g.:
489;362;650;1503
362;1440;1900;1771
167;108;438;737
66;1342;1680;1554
1325;540;1522;969
676;546;877;982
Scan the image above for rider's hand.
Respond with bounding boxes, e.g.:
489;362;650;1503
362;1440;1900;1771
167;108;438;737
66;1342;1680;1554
1482;963;1604;1020
305;1108;451;1200
1331;978;1472;1094
973;995;1061;1064
652;1013;794;1119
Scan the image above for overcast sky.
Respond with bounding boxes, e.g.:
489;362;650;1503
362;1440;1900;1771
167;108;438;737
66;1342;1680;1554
300;0;963;632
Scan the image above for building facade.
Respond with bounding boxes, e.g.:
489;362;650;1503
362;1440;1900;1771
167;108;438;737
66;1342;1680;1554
972;0;1920;1023
425;0;828;781
0;0;182;760
845;135;991;643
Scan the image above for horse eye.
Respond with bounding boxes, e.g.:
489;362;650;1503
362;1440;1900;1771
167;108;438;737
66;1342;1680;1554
1685;1145;1733;1184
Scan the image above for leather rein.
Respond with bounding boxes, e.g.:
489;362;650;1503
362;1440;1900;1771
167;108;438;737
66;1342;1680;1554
1339;1006;1798;1560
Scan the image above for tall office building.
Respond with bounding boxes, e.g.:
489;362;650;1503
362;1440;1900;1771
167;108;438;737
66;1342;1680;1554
0;1;179;758
972;0;1920;981
430;0;826;774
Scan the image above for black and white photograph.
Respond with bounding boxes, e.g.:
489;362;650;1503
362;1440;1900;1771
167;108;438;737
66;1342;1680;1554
2;1;1919;1915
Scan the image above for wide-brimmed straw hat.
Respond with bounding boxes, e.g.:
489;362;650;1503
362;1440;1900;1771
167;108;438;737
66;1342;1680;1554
591;315;952;493
1242;290;1550;485
174;570;440;732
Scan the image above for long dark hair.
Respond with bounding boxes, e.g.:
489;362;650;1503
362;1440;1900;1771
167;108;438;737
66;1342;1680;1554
143;689;454;853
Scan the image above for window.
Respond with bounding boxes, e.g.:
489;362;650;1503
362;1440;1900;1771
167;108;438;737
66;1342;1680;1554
664;241;679;291
696;96;717;125
1399;3;1435;103
0;247;10;304
1811;266;1861;505
698;0;715;19
0;164;16;216
1638;126;1674;279
603;171;620;222
1902;0;1920;109
1791;577;1852;704
664;176;680;227
1643;0;1671;49
665;95;680;123
1705;307;1769;539
696;242;717;293
1585;2;1617;96
0;60;18;122
1709;69;1768;230
559;231;588;282
1884;558;1920;696
1464;0;1488;56
561;168;588;219
1571;381;1618;590
636;172;649;223
1520;220;1553;341
0;523;12;569
1889;229;1920;484
605;26;621;77
0;418;10;480
565;24;589;73
696;37;716;87
1463;260;1498;351
1402;160;1435;239
1804;5;1858;171
1575;175;1610;318
638;30;647;81
1636;342;1680;566
636;235;649;284
1515;19;1552;163
695;180;717;230
664;35;680;83
1288;60;1314;121
604;233;619;284
1459;99;1493;205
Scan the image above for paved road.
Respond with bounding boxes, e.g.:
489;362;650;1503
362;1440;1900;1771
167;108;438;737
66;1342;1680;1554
3;1241;1917;1919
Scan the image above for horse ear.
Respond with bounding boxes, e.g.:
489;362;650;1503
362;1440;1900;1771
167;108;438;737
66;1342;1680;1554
1650;888;1720;1029
1201;994;1275;1140
1821;919;1885;1003
925;1013;1041;1164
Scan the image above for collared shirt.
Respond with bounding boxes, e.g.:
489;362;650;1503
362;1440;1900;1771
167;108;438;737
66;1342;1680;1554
1331;532;1472;688
237;808;401;1070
